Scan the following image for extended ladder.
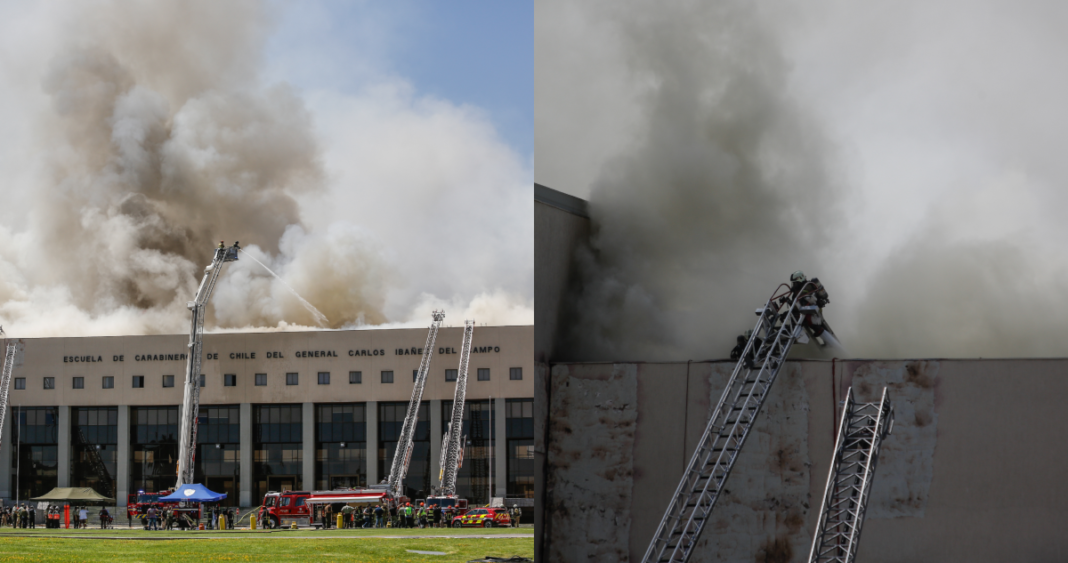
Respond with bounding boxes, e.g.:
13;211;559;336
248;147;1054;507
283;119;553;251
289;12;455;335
177;242;239;487
642;282;826;563
74;425;113;498
0;342;15;449
808;387;893;563
386;310;445;498
439;319;475;495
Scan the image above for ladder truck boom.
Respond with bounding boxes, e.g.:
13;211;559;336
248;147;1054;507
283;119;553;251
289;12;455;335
176;242;239;487
75;425;113;498
808;387;893;563
386;310;445;498
0;341;15;450
439;320;475;495
642;280;832;563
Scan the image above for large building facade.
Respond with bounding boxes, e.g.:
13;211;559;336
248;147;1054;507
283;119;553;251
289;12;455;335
0;325;533;509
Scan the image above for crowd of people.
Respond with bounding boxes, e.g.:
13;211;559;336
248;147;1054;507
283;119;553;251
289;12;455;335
0;504;115;529
136;505;236;530
0;504;35;528
313;502;524;529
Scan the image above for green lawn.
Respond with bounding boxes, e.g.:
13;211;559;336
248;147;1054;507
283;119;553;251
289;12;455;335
0;531;534;562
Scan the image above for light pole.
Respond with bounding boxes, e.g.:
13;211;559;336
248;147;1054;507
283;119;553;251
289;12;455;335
15;405;20;505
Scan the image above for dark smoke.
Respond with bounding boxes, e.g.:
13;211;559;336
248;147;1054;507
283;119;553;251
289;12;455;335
545;0;1068;360
0;1;390;335
556;1;842;361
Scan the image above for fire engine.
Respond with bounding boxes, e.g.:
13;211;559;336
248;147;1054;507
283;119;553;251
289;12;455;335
126;490;202;527
258;488;397;529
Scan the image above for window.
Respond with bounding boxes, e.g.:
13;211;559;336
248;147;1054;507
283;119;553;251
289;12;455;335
199;374;206;387
477;368;490;381
43;377;55;389
162;375;174;388
14;378;25;390
72;377;84;389
224;374;237;387
318;372;330;385
349;371;361;384
413;370;419;382
381;371;393;384
102;376;113;389
510;367;523;381
132;376;144;388
255;373;267;386
286;373;299;386
445;369;457;382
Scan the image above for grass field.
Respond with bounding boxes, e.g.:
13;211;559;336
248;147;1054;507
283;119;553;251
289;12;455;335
0;527;534;562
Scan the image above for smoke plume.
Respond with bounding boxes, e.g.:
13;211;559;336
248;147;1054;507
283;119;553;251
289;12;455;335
541;0;1068;360
0;1;532;336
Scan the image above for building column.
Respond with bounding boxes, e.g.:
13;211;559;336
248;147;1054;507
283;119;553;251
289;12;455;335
240;403;252;506
116;406;129;508
366;401;378;486
0;406;11;499
57;406;70;487
429;399;442;494
494;397;507;499
302;402;314;491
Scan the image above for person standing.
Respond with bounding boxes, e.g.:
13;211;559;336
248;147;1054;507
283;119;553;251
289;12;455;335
28;504;35;529
146;506;157;531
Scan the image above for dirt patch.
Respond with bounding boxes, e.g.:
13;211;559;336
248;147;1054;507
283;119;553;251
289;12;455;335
756;536;793;563
905;362;935;389
782;511;805;534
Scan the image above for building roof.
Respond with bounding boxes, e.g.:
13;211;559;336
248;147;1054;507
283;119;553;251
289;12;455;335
535;183;588;218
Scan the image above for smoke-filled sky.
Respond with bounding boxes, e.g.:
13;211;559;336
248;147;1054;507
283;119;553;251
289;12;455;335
0;0;532;337
537;0;1068;359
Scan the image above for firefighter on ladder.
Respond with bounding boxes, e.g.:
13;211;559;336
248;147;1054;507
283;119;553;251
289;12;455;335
784;271;831;340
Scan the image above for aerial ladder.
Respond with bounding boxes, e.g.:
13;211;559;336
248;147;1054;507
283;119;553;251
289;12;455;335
0;334;15;450
385;310;445;499
438;320;475;496
176;242;240;487
807;386;893;563
642;280;833;563
74;426;113;498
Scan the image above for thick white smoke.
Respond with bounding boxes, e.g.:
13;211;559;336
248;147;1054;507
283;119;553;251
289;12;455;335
0;1;533;337
539;0;1068;360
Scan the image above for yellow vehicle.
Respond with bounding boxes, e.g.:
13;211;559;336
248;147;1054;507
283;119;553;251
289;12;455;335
451;507;511;528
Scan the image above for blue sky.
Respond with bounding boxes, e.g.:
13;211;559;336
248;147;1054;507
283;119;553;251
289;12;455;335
265;0;533;161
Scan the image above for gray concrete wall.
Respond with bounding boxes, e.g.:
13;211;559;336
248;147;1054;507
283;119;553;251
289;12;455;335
544;358;1068;562
534;185;589;364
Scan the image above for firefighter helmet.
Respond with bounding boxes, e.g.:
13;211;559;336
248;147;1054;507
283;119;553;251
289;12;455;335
790;271;806;283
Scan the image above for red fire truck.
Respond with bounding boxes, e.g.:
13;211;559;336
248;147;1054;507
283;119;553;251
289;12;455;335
126;490;202;527
258;488;397;529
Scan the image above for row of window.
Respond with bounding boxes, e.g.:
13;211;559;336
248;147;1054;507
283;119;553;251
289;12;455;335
13;367;524;390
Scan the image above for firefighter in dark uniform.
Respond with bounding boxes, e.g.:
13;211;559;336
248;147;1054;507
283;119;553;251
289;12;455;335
729;335;746;361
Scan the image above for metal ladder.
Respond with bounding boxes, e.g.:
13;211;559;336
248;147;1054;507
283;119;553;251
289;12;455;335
74;425;113;498
440;319;475;496
642;283;824;563
0;343;15;449
386;310;445;498
808;386;893;563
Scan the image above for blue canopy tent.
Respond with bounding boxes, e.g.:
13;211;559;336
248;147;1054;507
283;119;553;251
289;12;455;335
158;484;227;503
